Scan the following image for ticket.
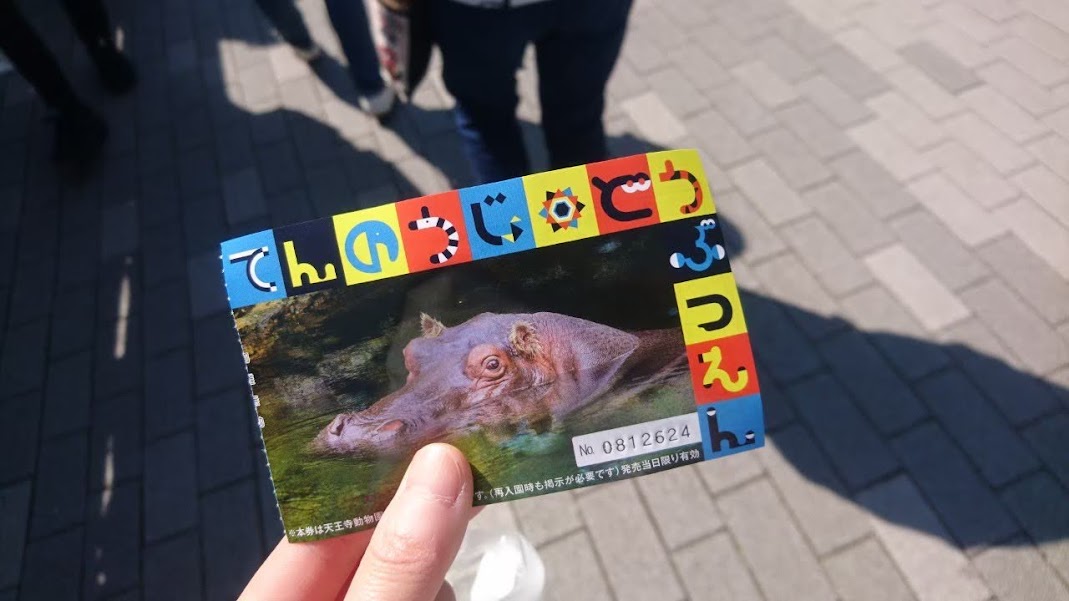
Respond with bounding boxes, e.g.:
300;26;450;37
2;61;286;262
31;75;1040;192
220;149;765;542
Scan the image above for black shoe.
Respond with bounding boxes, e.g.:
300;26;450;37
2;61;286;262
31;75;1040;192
52;104;109;168
90;43;138;95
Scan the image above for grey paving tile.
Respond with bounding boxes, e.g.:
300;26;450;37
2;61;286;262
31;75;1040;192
197;388;255;490
829;151;917;219
19;529;83;601
93;316;142;402
839;286;950;380
1000;472;1069;583
864;244;970;332
1022;413;1069;491
1013;164;1069;231
42;352;92;439
887;210;990;293
994;198;1069;282
665;45;731;92
924;140;1018;212
900;42;982;94
8;256;56;326
754;34;817;82
959;279;1069;375
673;532;763;601
817;330;928;433
620;92;686;147
824;538;917;601
789;374;898;490
644;66;710;118
539;531;613;601
803;182;896;255
742;291;825;383
716;190;786;263
222;167;268;226
750;127;834;190
908;172;1004;247
636;464;722;550
30;431;87;538
578;481;684;601
760;426;871;554
100;202;140;261
962;86;1047;145
972;536;1069;601
775;102;853;161
943;113;1034;175
978;235;1069;325
0;393;40;484
0;319;48;395
255;458;284;552
705;84;778;136
188;251;229;321
193;314;248;396
730;159;812;226
144;532;203;601
49;285;96;358
916;370;1039;487
143;280;192;356
718;478;836;601
686;109;754;167
856;475;991;601
892;422;1018;548
753;254;842;340
146;430;198;544
732;61;800;108
145;349;195;441
202;480;264;601
89;393;143;489
780;217;872;297
0;482;31;589
83;483;140;600
695;445;765;495
813;47;891;100
513;490;583;547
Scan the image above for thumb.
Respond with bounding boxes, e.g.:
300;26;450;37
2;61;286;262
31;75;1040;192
346;443;473;601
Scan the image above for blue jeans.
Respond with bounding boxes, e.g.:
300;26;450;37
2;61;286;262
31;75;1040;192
431;0;633;183
254;0;385;96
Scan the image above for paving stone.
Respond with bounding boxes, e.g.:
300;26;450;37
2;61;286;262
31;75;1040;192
222;167;268;226
828;151;917;219
144;532;203;601
960;279;1069;374
934;2;1003;43
972;536;1069;601
995;198;1069;281
89;393;143;489
143;281;192;357
889;212;989;295
30;432;87;538
760;425;870;554
188;251;229;322
0;482;31;589
644;66;710;118
620;92;686;147
834;27;903;72
732;61;799;108
865;244;970;331
962;86;1047;145
716;190;786;263
916;370;1040;487
742;291;825;383
704;84;778;136
756;358;796;430
8;255;56;326
197;388;255;490
991;37;1066;87
978;62;1060;117
867;92;944;150
83;483;140;600
100;202;140;261
1013;164;1069;231
718;478;836;601
145;431;198;542
900;42;982;94
924;141;1019;212
978;236;1069;325
789;374;898;489
908;173;1004;247
0;319;48;395
753;34;817;82
941;318;1061;425
795;74;874;127
814;46;890;101
578;481;685;601
1000;472;1069;582
753;254;842;340
93;316;142;401
886;65;964;119
665;44;731;91
145;349;194;441
636;464;721;550
673;532;762;601
254;458;284;552
49;285;96;358
1027;135;1069;182
194;315;248;396
539;531;613;601
857;475;991;601
19;529;83;601
848;120;932;182
513;490;583;547
42;351;92;438
1009;12;1069;60
695;445;764;494
685;109;754;167
201;480;264;601
824;538;917;601
779;217;871;296
750;127;834;190
1022;413;1069;491
729;159;811;226
774;102;852;161
802;182;895;255
840;286;950;379
892;422;1018;548
0;393;40;484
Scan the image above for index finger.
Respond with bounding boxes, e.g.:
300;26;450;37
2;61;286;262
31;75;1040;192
239;529;374;601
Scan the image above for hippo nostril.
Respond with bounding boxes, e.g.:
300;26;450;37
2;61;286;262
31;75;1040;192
328;416;345;436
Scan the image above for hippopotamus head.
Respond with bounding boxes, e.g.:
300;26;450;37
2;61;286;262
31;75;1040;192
313;312;641;455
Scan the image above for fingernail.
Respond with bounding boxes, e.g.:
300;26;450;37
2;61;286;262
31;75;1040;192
403;444;464;504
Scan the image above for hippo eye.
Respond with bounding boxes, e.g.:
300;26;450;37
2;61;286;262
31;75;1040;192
484;357;501;371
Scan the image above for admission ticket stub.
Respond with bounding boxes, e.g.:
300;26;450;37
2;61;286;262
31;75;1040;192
220;149;765;542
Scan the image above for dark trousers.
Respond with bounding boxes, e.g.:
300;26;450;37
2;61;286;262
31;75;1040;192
0;0;113;111
431;0;633;183
253;0;385;96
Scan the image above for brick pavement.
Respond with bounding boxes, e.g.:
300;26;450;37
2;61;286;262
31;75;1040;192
1;0;1068;599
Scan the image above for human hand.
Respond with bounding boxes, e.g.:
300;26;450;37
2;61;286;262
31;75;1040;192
239;443;474;601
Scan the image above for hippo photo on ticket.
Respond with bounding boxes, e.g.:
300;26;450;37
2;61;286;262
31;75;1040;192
225;152;765;541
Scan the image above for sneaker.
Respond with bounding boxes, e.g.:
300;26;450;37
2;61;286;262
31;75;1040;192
293;43;323;63
52;104;109;167
358;86;396;119
90;43;138;95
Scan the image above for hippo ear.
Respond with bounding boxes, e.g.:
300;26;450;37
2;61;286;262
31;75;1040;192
508;321;543;359
420;313;445;338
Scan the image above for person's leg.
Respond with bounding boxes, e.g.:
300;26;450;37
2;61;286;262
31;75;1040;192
58;0;137;93
430;0;534;182
323;0;385;96
535;0;633;169
251;0;316;52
